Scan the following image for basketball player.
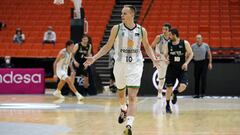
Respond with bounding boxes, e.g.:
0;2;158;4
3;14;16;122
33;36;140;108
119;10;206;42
53;40;84;100
84;5;159;135
72;35;92;89
163;28;193;113
151;23;171;98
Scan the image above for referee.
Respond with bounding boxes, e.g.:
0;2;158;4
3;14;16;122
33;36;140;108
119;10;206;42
192;34;213;98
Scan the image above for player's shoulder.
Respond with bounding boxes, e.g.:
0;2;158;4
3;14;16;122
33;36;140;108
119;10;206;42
59;48;66;55
156;34;164;39
183;40;190;45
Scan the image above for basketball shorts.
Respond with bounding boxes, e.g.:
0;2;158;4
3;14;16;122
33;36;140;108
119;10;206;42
56;68;69;81
165;65;188;87
113;61;143;89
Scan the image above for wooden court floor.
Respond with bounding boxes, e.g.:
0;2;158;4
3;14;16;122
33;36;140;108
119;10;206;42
0;94;240;135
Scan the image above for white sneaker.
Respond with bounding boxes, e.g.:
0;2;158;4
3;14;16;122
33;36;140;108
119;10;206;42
76;93;84;100
53;90;65;99
157;90;163;99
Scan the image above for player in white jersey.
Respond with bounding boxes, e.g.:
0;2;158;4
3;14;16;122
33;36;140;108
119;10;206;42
84;5;159;135
151;23;171;98
53;40;84;100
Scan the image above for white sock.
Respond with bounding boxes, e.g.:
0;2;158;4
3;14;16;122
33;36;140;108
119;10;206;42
126;116;134;128
56;89;61;92
75;91;80;95
120;104;127;111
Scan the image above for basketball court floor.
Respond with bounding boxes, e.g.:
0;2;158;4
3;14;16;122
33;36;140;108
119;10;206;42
0;92;240;135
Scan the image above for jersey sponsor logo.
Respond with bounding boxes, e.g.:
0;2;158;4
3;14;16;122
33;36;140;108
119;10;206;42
120;49;139;53
170;51;184;56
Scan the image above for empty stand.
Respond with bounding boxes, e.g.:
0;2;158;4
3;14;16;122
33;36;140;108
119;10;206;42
0;0;114;57
139;0;240;56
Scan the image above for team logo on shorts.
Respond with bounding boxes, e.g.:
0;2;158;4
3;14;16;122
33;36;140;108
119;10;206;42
152;70;179;92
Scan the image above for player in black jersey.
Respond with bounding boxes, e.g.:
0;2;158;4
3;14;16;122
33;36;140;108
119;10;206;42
72;35;92;88
163;28;193;113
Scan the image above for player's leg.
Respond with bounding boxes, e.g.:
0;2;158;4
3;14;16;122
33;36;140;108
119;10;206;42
123;62;143;135
72;0;82;19
172;72;188;104
113;62;127;123
65;76;84;100
123;87;139;135
53;70;68;98
53;80;66;99
157;61;168;98
70;70;76;84
165;66;175;113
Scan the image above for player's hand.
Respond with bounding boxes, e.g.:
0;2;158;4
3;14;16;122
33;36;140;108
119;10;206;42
73;61;80;68
71;71;76;76
208;63;213;70
53;75;58;82
182;63;188;71
84;57;95;68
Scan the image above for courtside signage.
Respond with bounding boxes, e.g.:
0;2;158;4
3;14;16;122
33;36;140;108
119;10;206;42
0;68;45;94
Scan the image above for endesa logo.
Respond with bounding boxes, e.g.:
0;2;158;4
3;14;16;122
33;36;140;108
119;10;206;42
0;71;41;84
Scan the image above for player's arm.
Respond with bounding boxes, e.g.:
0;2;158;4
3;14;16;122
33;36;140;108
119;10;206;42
69;54;76;74
182;40;193;71
142;27;159;68
184;40;193;65
72;43;80;67
151;35;160;48
84;25;118;67
53;52;64;78
87;44;93;57
151;35;160;56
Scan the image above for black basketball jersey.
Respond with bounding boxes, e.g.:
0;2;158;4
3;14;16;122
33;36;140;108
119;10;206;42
74;43;91;63
168;39;186;67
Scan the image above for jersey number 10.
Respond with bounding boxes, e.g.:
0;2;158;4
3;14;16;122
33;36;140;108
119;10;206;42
126;56;133;62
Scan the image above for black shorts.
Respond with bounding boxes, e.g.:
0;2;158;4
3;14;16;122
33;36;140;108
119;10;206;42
165;65;188;87
73;64;88;77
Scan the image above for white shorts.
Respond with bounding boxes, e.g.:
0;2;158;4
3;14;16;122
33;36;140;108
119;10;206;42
56;69;69;81
157;61;168;79
113;61;143;89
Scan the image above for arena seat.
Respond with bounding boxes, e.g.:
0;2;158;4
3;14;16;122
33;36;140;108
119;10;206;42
0;0;115;58
139;0;240;56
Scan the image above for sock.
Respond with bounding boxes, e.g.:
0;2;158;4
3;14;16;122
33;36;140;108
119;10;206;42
166;100;170;107
173;90;179;95
121;104;127;111
75;91;80;95
126;116;134;128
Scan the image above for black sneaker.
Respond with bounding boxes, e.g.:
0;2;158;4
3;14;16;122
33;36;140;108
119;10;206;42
172;93;177;104
166;105;172;114
118;109;127;124
193;95;200;98
123;125;132;135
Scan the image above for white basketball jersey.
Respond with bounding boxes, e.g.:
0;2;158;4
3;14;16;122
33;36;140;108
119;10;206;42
57;48;72;72
114;23;144;63
155;34;169;55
